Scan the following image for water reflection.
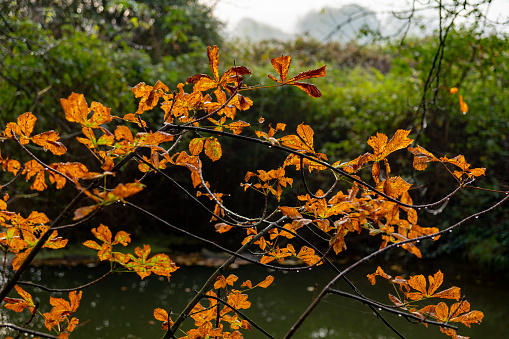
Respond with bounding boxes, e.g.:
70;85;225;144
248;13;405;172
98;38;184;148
2;261;507;338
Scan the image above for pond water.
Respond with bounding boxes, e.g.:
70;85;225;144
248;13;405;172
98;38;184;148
2;257;507;339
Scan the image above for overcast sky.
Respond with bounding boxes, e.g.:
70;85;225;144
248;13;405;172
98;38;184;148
202;0;509;33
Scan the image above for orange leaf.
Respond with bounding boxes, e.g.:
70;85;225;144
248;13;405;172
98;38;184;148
256;275;274;288
32;131;67;155
279;206;302;219
270;55;292;83
208;45;220;82
427;270;443;296
154;308;172;330
189;138;204;155
297;246;322;266
204;137;222;161
215;222;233;233
367;266;392;285
433;286;461;301
407;274;427;300
17;112;37;140
227;292;251;310
459;95;468;114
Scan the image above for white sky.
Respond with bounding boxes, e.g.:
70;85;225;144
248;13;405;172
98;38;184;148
202;0;509;34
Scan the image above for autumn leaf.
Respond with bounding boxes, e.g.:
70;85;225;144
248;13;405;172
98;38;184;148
131;80;169;114
459;95;468;114
368;129;413;161
154;308;173;330
214;274;238;289
30;131;67;155
424;301;484;327
60;93;112;127
268;55;326;98
4;112;37;145
3;285;36;314
279;206;302;219
256;275;274;288
297;246;322;266
227;292;251;310
279;123;316;154
43;291;82;331
204;137;222;161
187;45;252;93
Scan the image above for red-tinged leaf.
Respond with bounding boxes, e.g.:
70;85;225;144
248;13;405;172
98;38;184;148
256;275;274;288
32;131;67;155
291;82;323;98
73;203;98;220
279;206;302;219
187;74;217;92
288;66;327;82
388;294;404;307
367;266;392;285
215;222;233;233
189;138;204;155
204;137;222;161
270;55;292;83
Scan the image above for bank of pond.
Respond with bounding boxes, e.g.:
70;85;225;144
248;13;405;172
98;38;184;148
1;257;507;339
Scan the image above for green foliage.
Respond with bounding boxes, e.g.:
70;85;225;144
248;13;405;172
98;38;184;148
0;0;222;132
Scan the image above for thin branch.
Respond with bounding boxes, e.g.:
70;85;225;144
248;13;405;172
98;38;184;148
283;192;509;338
166;220;279;338
328;288;458;330
0;323;60;339
18;270;111;292
165;123;469;210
